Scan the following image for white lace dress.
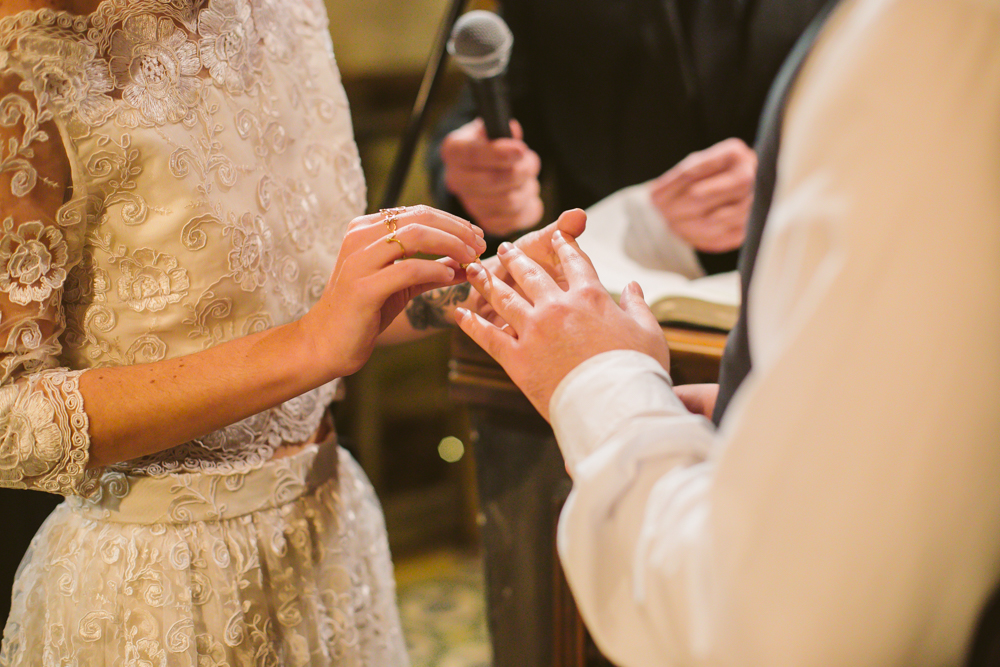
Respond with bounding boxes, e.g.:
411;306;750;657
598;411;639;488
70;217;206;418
0;0;408;663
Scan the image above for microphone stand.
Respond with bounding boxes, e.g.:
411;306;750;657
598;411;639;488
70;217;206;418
379;0;468;210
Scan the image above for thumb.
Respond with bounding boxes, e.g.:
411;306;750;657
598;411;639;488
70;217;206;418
620;281;659;325
555;208;587;238
510;118;525;141
471;117;490;142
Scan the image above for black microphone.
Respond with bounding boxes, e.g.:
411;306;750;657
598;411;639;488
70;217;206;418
448;11;514;140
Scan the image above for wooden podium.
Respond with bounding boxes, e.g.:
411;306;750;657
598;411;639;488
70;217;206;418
449;327;727;667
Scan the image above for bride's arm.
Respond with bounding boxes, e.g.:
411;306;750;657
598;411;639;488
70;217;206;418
77;205;481;470
0;76;483;489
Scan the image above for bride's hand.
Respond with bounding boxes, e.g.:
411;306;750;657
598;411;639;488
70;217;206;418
301;205;485;377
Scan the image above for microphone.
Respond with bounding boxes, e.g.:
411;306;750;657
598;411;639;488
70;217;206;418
448;11;514;140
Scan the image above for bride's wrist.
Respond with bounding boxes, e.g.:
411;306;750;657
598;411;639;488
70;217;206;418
290;310;353;383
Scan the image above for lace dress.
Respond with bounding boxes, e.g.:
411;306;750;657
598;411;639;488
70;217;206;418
0;0;408;663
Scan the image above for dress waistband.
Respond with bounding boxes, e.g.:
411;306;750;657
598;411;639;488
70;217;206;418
67;434;340;525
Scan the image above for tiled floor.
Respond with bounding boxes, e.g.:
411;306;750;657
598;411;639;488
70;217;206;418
395;549;491;667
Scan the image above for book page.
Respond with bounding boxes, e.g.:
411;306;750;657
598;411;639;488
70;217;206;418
577;184;741;316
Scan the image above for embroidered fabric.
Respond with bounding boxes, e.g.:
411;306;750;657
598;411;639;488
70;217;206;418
2;440;410;666
0;0;367;495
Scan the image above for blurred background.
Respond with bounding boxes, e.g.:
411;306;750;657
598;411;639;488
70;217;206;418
327;1;495;665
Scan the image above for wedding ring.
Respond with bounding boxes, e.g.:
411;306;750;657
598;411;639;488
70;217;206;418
386;233;407;258
379;206;406;233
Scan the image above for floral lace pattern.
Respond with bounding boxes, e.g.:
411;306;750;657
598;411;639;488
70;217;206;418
0;370;94;495
0;0;366;492
0;0;411;664
3;445;409;666
0;217;69;305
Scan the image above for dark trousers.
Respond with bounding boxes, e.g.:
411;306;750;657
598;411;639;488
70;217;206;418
0;488;61;629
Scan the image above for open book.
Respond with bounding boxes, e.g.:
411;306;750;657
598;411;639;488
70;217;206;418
576;183;741;331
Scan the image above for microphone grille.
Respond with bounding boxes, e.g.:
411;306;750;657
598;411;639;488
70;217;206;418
448;11;513;79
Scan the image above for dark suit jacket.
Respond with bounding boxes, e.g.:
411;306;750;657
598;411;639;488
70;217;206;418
428;0;828;272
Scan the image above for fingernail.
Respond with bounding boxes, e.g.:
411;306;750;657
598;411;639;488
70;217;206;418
465;244;478;259
498;242;514;255
474;235;487;250
455;307;469;321
465;262;481;277
472;225;485;237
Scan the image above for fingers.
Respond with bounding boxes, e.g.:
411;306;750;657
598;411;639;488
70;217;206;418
350;205;483;247
393;205;486;251
371;223;483;271
366;257;458;304
464;261;531;332
441;118;543;235
619;281;661;330
550;230;602;288
495;241;560;302
444;149;541;196
457;175;542;220
443;136;543;235
651;147;731;200
406;257;469;296
653;164;753;221
454;306;516;367
668;198;749;252
347;205;487;263
510;119;525;141
554;208;587;238
684;163;754;210
651;137;755;202
441;118;531;170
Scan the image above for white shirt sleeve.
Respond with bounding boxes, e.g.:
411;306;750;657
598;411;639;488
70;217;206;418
549;2;1000;666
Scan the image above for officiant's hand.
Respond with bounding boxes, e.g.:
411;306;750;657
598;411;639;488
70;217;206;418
456;231;669;421
440;118;544;237
650;138;756;253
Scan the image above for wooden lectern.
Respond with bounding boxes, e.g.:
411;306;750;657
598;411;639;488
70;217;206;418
449;327;727;667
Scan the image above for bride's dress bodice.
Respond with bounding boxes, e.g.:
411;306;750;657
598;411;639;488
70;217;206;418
0;0;365;494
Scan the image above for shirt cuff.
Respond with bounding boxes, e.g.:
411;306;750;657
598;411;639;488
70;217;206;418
549;350;689;473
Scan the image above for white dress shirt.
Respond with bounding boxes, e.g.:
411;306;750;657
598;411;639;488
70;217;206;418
549;1;1000;665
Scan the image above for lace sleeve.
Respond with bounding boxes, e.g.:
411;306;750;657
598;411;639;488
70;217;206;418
0;61;96;497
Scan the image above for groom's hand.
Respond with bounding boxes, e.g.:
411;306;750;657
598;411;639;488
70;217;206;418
466;209;587;326
486;208;586;288
456;231;669;420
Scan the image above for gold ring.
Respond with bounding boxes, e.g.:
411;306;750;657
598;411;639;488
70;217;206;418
379;206;406;233
386;233;407;258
